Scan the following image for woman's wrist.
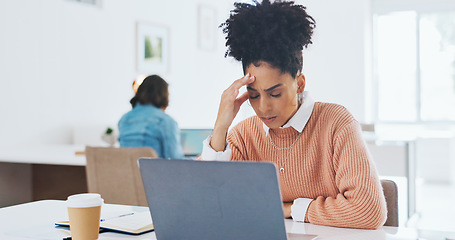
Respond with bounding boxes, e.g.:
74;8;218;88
210;125;229;152
283;202;293;218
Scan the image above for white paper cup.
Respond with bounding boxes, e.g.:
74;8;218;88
67;193;104;240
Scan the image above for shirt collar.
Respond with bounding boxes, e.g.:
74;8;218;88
263;91;315;136
135;103;158;109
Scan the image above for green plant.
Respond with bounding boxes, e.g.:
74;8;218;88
105;127;113;135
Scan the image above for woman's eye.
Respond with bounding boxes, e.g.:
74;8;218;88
249;95;259;99
271;93;281;97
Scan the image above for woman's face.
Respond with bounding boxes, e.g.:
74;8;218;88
246;61;305;129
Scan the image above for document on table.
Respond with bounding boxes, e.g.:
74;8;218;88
100;211;153;234
55;211;154;235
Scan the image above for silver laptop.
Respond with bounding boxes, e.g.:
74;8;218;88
138;158;292;240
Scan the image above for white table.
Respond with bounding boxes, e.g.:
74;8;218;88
1;200;454;240
0;144;86;166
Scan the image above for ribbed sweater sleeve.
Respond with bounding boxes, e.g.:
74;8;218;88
228;128;249;161
306;120;387;229
226;102;387;229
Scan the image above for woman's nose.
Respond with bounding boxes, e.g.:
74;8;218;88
258;97;272;112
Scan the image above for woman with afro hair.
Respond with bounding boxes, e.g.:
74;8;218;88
201;0;387;229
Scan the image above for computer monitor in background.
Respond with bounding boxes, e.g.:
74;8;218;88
180;129;213;158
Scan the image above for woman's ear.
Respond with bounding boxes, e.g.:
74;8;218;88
296;74;306;94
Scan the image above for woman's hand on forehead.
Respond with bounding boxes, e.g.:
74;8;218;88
210;73;255;152
234;73;255;91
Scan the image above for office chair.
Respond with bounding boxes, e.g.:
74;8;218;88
381;179;399;227
85;146;158;206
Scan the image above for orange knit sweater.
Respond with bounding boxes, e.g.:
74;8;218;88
227;102;387;229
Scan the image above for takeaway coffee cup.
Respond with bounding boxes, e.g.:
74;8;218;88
67;193;104;240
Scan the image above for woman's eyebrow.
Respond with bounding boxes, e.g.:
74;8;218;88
247;84;283;92
246;86;257;91
264;84;283;92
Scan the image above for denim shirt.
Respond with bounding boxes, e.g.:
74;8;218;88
118;104;184;159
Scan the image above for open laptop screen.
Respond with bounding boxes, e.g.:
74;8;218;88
180;129;212;157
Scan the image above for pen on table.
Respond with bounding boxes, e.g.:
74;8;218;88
100;212;135;222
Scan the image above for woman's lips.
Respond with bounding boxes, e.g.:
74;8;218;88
261;116;277;123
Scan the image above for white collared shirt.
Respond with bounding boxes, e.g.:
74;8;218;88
262;91;314;136
201;91;315;222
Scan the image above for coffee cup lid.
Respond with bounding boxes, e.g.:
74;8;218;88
67;193;104;208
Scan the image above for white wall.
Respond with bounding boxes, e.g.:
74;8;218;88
302;0;372;122
0;0;371;146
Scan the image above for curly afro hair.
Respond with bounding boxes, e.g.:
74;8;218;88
220;0;315;78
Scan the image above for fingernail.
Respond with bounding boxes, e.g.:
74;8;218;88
249;75;255;80
244;73;250;79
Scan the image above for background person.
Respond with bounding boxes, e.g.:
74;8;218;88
118;75;184;159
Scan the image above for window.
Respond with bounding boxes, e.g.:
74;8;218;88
420;12;455;121
374;10;455;122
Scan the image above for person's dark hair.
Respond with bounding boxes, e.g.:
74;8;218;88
130;75;169;108
220;0;316;78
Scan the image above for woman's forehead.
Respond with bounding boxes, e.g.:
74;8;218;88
246;65;294;90
247;78;293;92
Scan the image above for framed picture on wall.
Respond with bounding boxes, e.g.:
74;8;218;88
198;5;217;51
136;22;168;73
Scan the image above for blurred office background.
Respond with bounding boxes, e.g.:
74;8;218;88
0;0;454;232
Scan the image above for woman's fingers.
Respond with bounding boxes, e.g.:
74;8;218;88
229;74;255;110
239;73;255;88
221;74;254;106
229;73;255;93
215;74;255;129
234;91;249;110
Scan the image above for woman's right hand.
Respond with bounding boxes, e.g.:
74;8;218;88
210;74;255;151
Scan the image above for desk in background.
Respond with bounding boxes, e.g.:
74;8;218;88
1;200;455;240
0;140;208;207
0;144;87;207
